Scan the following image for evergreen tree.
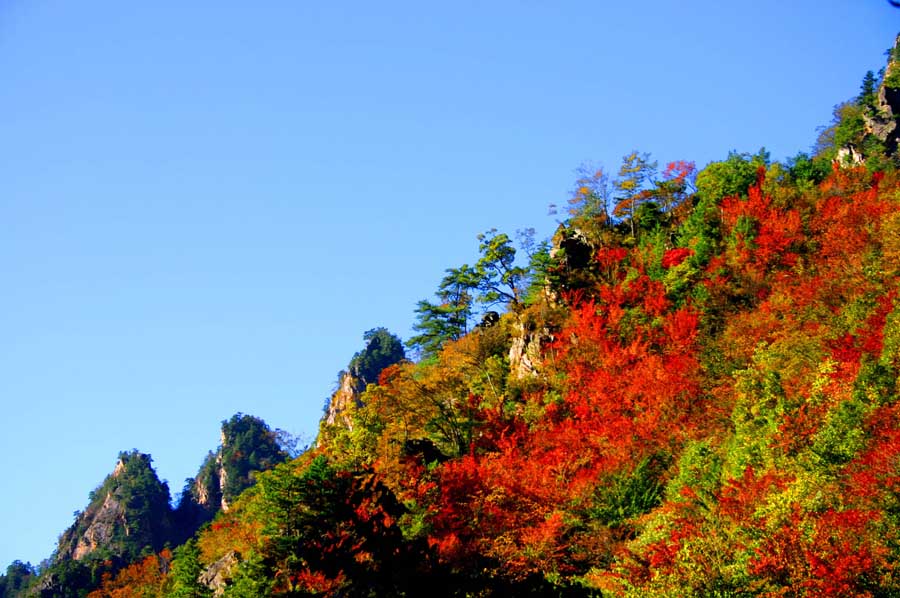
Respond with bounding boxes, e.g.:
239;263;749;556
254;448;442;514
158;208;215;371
408;265;479;358
168;539;211;598
347;327;405;391
219;414;287;504
859;69;879;115
474;229;528;308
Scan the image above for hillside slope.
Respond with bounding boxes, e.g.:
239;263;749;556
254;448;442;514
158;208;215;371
4;30;900;598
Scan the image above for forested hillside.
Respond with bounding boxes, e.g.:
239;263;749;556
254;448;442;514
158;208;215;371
4;31;900;598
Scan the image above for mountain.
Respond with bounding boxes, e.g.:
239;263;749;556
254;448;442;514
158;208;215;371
174;413;288;534
5;29;900;598
0;415;286;598
56;451;173;564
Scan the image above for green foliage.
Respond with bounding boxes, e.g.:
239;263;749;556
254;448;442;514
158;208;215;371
408;265;480;358
222;551;271;598
475;228;528;308
859;70;879;115
883;37;900;89
409;228;533;358
36;559;95;598
219;414;287;504
589;456;670;528
0;561;35;598
167;539;211;598
517;228;554;306
695;149;767;205
786;151;831;187
812;392;870;466
726;366;787;477
665;440;723;505
347;327;405;391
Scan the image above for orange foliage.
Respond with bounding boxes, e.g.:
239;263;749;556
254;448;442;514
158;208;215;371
87;550;171;598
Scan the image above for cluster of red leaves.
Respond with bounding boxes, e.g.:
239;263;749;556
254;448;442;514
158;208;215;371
427;259;709;579
720;168;802;277
750;507;888;597
661;247;694;269
87;550;171;598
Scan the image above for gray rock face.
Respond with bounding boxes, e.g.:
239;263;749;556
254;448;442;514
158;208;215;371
56;451;173;562
862;34;900;156
199;551;240;597
71;493;126;560
866;81;900;156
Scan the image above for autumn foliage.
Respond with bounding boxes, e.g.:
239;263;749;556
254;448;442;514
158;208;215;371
140;162;897;598
17;134;900;597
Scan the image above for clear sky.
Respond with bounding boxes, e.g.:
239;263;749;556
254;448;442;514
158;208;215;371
0;0;897;570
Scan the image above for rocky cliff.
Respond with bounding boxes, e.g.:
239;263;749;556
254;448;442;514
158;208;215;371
323;371;363;431
56;451;172;563
865;35;900;155
177;413;286;522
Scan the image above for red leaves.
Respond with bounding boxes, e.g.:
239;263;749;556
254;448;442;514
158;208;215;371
663;160;697;185
750;507;886;597
721;172;801;273
661;247;694;268
828;290;897;381
595;246;629;270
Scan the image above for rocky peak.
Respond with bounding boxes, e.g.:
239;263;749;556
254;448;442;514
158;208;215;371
324;371;363;431
862;34;900;156
56;451;172;563
177;414;285;523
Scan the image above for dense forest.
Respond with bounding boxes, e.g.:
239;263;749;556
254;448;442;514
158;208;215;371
4;31;900;598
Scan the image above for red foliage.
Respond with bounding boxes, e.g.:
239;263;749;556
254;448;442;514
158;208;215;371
750;507;886;597
828;291;897;382
720;171;802;274
661;247;694;269
662;160;697;184
595;246;629;270
87;550;171;598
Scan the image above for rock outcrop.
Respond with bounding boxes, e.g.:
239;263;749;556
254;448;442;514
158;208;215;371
861;34;900;157
323;371;363;431
177;414;286;522
508;319;552;380
199;551;240;597
56;451;173;563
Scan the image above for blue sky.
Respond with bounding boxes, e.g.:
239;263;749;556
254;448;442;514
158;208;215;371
0;0;897;570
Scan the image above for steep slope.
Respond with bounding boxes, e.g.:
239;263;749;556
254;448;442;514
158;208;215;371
175;413;287;533
7;29;900;598
56;451;172;564
173;150;900;598
1;414;287;598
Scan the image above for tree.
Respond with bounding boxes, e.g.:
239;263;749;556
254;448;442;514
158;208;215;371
474;229;528;308
694;149;768;203
613;151;658;238
168;540;211;598
516;228;553;305
250;457;435;597
0;561;35;598
653;160;696;212
567;166;612;223
219;414;287;504
347;327;405;391
859;70;879;116
408;265;480;358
